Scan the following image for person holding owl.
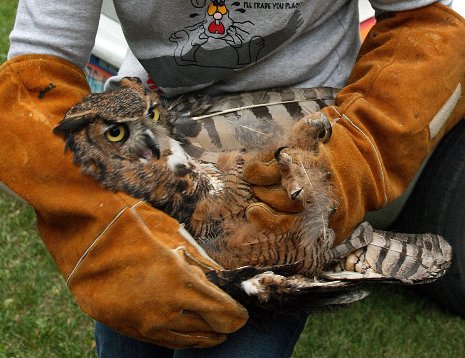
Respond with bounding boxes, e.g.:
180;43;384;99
1;0;465;357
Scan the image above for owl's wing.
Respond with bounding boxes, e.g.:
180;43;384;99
165;88;338;156
207;264;368;315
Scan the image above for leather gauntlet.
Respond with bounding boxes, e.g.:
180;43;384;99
0;55;247;348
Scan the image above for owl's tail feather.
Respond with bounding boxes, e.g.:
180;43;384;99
322;222;453;284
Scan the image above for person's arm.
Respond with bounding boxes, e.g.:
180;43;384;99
2;1;247;348
8;0;102;68
244;3;465;243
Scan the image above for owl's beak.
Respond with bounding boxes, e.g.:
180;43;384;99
144;134;160;159
135;131;160;160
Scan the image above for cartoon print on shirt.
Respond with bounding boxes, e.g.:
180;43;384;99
169;0;265;68
139;0;304;91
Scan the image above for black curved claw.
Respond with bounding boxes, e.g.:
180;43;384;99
320;113;332;143
291;188;303;200
274;146;288;161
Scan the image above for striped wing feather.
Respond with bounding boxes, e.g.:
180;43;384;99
169;87;338;154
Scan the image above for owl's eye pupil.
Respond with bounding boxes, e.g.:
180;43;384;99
105;124;128;142
109;127;121;137
148;105;160;122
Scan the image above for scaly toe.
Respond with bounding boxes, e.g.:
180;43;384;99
307;115;332;143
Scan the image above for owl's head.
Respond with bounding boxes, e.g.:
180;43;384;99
54;77;173;164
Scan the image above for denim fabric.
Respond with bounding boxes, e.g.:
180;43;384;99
95;314;307;358
95;322;173;358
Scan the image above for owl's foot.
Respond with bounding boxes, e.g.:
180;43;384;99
302;116;332;143
273;147;332;213
287;112;332;151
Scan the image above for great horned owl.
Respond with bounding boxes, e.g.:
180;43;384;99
54;77;335;274
54;78;451;308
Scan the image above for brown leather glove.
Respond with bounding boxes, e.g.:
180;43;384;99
243;3;465;244
0;54;247;349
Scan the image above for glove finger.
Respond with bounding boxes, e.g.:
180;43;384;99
242;159;281;185
251;185;304;213
166;310;227;336
245;202;302;232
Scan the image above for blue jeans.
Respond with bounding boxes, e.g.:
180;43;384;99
95;314;307;358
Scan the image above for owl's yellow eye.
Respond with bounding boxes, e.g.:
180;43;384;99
148;106;160;122
105;124;128;142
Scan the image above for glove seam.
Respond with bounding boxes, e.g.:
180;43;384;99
325;23;409;208
338;112;388;207
177;225;221;270
327;105;388;207
66;205;129;286
131;201;220;270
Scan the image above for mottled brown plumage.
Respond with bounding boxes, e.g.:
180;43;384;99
54;78;452;310
54;78;335;275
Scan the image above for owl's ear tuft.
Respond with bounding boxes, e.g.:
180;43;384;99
53;111;95;138
116;77;145;94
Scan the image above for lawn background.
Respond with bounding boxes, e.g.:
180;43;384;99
1;1;465;357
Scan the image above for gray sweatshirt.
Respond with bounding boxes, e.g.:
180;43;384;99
8;0;452;96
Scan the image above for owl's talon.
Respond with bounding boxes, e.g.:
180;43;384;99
305;114;332;143
291;188;303;200
320;114;332;143
274;146;288;161
307;119;325;141
309;119;322;130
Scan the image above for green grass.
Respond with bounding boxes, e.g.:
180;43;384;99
295;287;465;357
0;192;95;357
0;0;18;62
1;1;465;357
